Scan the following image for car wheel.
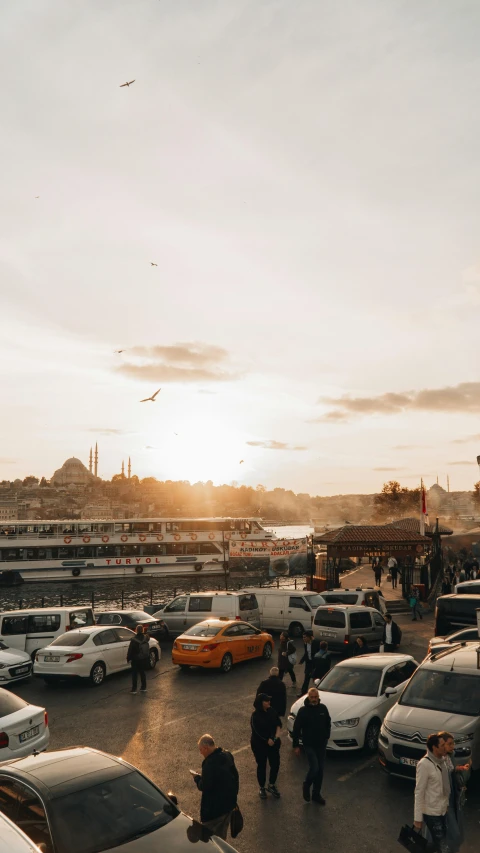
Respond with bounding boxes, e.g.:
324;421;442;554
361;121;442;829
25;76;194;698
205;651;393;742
364;719;381;753
89;661;106;686
179;664;190;671
262;642;273;659
220;653;233;673
289;622;304;638
148;649;158;670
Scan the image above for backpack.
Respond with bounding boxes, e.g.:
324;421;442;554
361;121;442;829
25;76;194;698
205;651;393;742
138;639;150;660
287;641;297;666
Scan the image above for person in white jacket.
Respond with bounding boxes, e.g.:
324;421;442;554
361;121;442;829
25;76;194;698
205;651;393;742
414;734;450;853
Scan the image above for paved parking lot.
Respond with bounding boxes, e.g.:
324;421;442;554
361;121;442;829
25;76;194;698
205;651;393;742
11;613;479;853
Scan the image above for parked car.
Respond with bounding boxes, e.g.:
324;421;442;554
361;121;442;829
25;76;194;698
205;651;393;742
154;591;260;635
95;610;168;641
321;587;387;615
312;605;386;654
454;579;480;595
0;811;45;853
172;619;273;673
0;747;239;853
0;688;49;760
287;654;418;753
33;626;160;686
427;626;479;657
434;593;480;635
243;587;326;636
0;607;95;661
379;643;480;778
0;642;33;684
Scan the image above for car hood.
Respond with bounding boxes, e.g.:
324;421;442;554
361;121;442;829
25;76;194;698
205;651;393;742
106;813;237;852
290;691;380;722
0;648;31;665
384;703;476;734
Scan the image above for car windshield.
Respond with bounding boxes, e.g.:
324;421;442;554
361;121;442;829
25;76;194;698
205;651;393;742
399;669;480;716
50;632;89;647
319;666;382;697
50;770;178;853
306;594;326;609
184;623;221;637
0;690;28;716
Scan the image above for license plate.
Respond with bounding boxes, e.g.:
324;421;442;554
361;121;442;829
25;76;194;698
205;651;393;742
321;631;335;638
15;666;30;674
44;655;60;662
19;726;39;743
182;644;198;651
400;757;418;767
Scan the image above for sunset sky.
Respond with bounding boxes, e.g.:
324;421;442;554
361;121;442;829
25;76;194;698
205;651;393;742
1;0;480;495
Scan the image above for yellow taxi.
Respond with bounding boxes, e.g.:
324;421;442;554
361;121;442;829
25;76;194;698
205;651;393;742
172;618;274;673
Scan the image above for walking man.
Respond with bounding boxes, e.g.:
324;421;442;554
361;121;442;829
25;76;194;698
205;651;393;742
277;631;297;686
374;557;384;587
299;630;320;696
409;588;423;621
256;666;287;719
438;731;470;853
292;686;331;804
414;734;450;852
250;694;282;800
193;734;239;840
382;613;401;652
388;555;398;588
127;625;149;694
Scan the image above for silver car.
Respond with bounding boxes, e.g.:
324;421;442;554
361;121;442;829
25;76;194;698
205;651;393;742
312;605;385;655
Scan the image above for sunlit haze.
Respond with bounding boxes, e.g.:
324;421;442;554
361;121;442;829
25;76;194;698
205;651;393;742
2;1;480;494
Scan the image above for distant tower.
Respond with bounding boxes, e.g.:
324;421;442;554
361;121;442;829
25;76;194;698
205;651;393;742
128;457;131;479
477;455;480;477
89;447;93;474
447;475;450;493
94;443;98;478
436;475;439;485
121;460;125;477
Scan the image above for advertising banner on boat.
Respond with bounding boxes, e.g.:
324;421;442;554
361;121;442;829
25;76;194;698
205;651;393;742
228;538;308;576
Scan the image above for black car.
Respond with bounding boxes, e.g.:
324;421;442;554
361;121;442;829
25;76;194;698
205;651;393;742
428;625;479;657
0;747;238;853
95;610;168;641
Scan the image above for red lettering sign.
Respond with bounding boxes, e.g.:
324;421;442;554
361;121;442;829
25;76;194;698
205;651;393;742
136;558;141;564
116;559;121;565
126;559;131;565
146;558;151;564
106;560;111;565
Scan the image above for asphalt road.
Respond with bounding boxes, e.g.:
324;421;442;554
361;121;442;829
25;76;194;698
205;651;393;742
11;612;479;853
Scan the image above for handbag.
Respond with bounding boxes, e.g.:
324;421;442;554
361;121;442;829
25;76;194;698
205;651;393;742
386;573;392;581
398;825;428;852
287;651;297;666
230;804;244;838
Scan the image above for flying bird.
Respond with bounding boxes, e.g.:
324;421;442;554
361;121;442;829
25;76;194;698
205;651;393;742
114;349;125;354
150;262;157;267
35;196;40;199
120;80;135;87
239;460;244;464
140;388;161;403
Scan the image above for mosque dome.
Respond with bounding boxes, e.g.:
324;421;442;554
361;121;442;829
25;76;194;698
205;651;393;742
51;457;95;486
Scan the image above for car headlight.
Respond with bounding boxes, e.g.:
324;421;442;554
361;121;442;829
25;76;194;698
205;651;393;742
454;733;474;744
0;664;5;670
333;718;360;728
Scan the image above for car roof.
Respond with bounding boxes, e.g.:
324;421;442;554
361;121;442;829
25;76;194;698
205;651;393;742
0;748;130;798
323;587;378;593
181;618;252;629
335;653;414;669
423;643;480;670
56;625;112;635
315;604;379;612
97;610;150;616
0;607;92;616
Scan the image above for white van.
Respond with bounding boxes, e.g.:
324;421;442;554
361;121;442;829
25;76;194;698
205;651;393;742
0;607;95;660
243;588;326;636
153;591;260;635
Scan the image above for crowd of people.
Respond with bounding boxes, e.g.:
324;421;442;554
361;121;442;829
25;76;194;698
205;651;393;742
441;555;479;595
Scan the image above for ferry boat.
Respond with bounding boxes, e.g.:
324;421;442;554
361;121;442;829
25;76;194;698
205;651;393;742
0;518;275;583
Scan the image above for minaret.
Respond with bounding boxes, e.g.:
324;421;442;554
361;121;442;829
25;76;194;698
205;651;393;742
121;460;125;477
89;447;93;474
447;475;450;493
128;457;131;479
94;443;98;478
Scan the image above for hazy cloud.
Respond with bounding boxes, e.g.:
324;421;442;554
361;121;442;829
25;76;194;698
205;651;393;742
448;460;475;466
247;440;308;451
392;444;426;450
451;433;480;444
0;458;16;464
145;446;157;450
319;382;480;421
373;466;408;471
116;342;241;383
86;428;133;436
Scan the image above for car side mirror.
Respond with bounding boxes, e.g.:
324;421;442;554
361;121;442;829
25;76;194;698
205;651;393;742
384;687;397;697
167;791;178;805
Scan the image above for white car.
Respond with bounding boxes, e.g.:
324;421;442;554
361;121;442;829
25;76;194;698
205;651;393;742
0;687;49;760
0;641;33;684
33;626;161;686
0;812;45;853
287;654;418;753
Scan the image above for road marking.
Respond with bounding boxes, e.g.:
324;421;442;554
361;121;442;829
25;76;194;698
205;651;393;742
337;757;375;782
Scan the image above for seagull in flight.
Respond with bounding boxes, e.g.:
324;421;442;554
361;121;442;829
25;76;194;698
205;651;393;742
150;262;157;267
239;459;244;464
140;388;161;403
114;349;125;354
120;80;135;87
35;196;40;199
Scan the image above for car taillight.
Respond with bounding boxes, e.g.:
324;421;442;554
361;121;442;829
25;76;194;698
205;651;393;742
65;625;71;631
360;599;366;606
44;711;48;728
173;641;178;650
66;654;83;663
235;616;241;620
200;643;219;652
0;732;9;748
35;654;39;662
344;635;350;645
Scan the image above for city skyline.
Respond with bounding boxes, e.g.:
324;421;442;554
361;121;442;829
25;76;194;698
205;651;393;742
2;1;480;493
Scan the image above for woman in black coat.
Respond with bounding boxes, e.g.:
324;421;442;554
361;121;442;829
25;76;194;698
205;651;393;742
250;694;282;799
277;631;297;686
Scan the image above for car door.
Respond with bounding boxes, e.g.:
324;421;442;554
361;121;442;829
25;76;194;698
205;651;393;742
378;661;417;712
0;615;28;652
287;596;312;632
240;623;263;659
93;629;122;672
222;624;246;662
372;611;386;645
160;596;188;634
114;627;136;670
349;611;376;647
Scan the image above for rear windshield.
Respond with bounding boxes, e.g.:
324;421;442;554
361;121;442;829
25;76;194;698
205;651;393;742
50;632;89;647
314;610;346;628
0;691;28;717
126;611;153;621
320;666;381;697
400;669;480;717
239;594;258;611
322;593;358;605
184;623;221;637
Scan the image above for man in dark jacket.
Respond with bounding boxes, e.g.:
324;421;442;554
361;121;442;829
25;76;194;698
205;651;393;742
126;625;149;693
193;734;239;840
250;693;282;800
312;641;331;681
299;630;320;696
382;613;401;652
256;666;287;718
292;686;331;804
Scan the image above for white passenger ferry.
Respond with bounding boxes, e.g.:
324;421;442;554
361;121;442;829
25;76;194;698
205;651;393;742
0;518;275;583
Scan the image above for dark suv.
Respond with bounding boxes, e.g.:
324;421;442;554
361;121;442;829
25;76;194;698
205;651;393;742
95;610;168;641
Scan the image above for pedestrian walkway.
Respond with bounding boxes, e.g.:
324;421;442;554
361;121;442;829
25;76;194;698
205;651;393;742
341;562;410;612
